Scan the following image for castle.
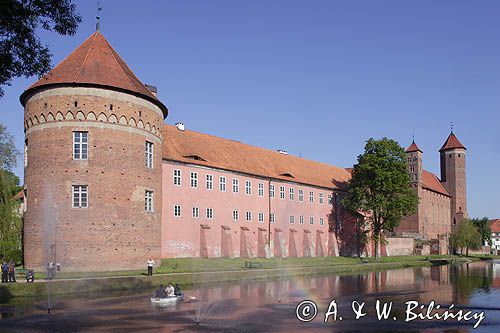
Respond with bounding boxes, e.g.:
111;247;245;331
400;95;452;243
20;31;467;271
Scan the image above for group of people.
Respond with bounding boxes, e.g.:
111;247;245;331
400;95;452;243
1;261;35;283
155;282;183;298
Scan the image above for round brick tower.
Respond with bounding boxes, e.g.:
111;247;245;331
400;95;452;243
20;31;168;271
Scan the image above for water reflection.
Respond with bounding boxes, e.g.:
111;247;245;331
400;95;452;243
0;261;498;332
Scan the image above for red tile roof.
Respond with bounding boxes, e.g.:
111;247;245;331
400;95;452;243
162;125;352;189
405;141;422;153
422;170;450;196
20;32;167;117
440;132;466;151
489;219;500;233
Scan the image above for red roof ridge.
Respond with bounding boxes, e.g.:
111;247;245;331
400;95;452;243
440;132;466;151
422;170;450;196
405;140;422;153
74;32;98;83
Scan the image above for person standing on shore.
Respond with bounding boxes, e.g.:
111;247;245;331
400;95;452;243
8;261;16;282
1;261;8;283
146;258;155;276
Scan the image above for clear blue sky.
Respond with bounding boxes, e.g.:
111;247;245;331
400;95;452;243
1;0;499;218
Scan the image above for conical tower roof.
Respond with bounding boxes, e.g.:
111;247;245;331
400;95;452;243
20;31;167;117
440;132;466;151
405;140;423;153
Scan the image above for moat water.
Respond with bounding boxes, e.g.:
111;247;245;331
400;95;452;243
0;260;499;332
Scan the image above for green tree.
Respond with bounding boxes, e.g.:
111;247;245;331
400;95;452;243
343;138;418;259
451;219;482;256
0;123;22;262
470;217;491;247
0;0;81;97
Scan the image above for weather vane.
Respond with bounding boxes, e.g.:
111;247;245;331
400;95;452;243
412;128;415;141
450;121;454;133
96;1;103;31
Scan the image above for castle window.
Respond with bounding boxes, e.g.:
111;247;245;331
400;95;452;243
73;131;88;160
74;101;78;107
110;104;113;111
173;204;181;217
310;216;314;225
232;178;239;193
145;141;153;168
190;172;198;188
145;191;154;212
245;180;252;195
258;212;264;222
206;174;213;190
173;169;181;186
258;182;264;196
299;216;304;224
289;188;295;200
219;176;226;192
246;211;252;222
270;213;275;223
289;216;295;224
206;208;213;219
233;210;239;221
328;194;333;205
72;185;88;208
319;193;324;204
309;191;314;203
192;206;199;218
320;217;324;226
24;140;28;167
269;184;275;198
279;186;285;199
298;189;304;202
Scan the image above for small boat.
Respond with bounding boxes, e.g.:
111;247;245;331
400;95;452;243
150;295;183;306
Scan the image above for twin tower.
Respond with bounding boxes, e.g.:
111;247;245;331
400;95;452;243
20;32;167;271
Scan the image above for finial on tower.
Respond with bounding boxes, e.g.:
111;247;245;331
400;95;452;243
412;128;415;143
96;1;103;31
450;121;454;133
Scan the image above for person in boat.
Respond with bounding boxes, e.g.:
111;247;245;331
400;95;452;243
155;284;167;298
165;282;175;297
174;283;183;297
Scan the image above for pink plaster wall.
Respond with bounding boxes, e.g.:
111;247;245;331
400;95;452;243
161;161;337;258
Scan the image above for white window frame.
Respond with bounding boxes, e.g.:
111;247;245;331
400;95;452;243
206;208;213;219
245;180;252;195
258;183;264;197
73;131;88;160
232;178;239;193
298;189;304;202
309;191;314;203
145;190;154;212
174;204;181;217
310;216;314;225
320;217;324;226
220;176;226;192
328;194;333;205
190;172;198;188
289;216;295;224
246;211;252;222
258;212;264;222
300;216;304;224
319;193;324;204
192;206;199;219
206;174;213;190
289;188;294;200
279;186;285;199
72;185;88;208
270;213;275;223
145;141;153;168
233;209;239;221
173;169;182;186
270;184;275;198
